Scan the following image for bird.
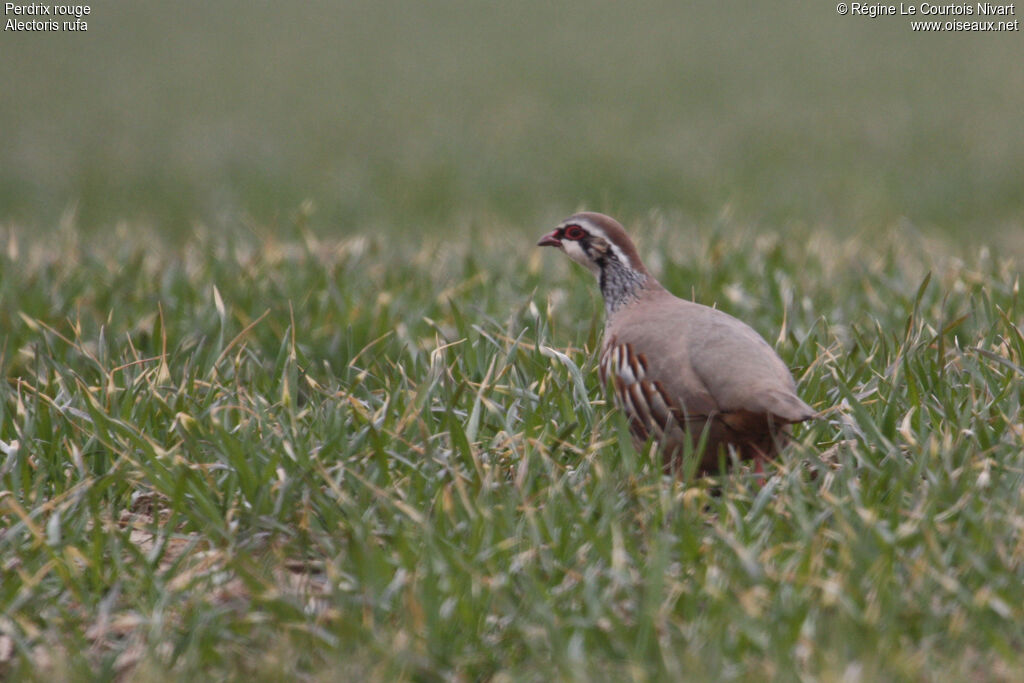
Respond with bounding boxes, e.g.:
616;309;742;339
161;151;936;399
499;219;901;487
537;212;815;476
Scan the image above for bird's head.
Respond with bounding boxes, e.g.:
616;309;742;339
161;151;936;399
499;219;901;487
537;212;647;279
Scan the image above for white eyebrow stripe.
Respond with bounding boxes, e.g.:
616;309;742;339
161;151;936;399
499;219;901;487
559;217;634;270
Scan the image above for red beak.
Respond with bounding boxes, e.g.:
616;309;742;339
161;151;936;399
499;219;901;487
537;231;562;247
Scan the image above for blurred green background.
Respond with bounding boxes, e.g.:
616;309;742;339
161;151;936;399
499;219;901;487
2;0;1022;240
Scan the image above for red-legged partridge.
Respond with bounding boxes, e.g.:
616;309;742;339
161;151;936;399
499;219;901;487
538;212;815;474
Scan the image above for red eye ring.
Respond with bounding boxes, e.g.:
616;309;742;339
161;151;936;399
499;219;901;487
563;225;586;240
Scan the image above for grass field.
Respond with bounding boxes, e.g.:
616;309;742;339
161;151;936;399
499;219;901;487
3;1;1023;238
3;218;1024;680
3;0;1024;680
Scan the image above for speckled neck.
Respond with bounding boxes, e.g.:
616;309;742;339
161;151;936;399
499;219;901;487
599;257;650;316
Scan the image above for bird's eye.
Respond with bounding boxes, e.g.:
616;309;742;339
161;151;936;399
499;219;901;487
563;225;586;240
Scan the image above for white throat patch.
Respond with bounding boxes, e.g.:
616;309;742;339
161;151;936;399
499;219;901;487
562;238;599;275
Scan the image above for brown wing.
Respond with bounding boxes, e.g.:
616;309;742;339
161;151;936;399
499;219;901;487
600;338;800;472
600;340;717;448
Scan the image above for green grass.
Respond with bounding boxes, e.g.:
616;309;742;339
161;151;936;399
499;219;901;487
2;215;1024;680
2;0;1023;238
3;1;1024;678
